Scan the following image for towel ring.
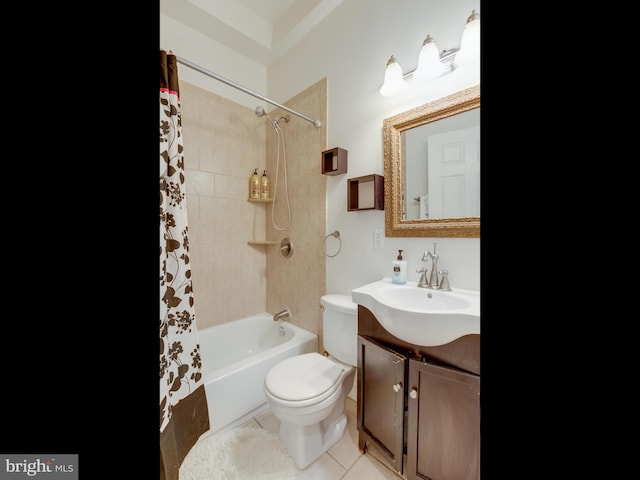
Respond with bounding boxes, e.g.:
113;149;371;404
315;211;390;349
323;230;341;257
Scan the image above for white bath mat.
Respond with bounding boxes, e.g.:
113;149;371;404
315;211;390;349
179;424;296;480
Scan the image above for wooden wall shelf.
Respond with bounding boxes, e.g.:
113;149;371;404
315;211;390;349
322;147;347;175
348;174;384;211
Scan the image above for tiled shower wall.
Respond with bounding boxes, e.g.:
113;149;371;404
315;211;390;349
265;79;327;340
181;78;327;339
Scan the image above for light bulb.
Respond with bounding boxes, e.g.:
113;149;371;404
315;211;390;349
413;35;447;81
455;10;480;67
379;55;408;97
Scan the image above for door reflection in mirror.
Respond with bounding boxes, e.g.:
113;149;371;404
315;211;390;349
403;108;479;220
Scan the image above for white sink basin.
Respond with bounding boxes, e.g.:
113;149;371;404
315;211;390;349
351;278;479;347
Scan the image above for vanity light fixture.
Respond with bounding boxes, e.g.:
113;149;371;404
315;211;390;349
379;10;480;97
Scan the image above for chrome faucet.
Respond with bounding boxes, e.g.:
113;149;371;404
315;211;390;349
273;307;291;321
421;242;439;289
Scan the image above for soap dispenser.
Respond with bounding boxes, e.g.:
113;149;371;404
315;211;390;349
392;249;407;285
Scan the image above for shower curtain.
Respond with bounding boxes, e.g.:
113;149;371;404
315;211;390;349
160;50;209;480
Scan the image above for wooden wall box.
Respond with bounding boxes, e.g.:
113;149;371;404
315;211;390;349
322;147;347;175
347;174;384;211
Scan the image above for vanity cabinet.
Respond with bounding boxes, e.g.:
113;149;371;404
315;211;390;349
357;305;480;480
406;357;480;480
357;335;407;473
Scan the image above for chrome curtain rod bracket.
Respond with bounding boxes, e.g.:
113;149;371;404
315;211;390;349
176;56;322;128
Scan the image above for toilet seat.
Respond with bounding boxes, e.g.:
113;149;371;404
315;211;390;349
265;352;345;405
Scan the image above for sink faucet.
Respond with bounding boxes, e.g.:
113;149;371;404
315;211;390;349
421;242;439;289
273;307;291;321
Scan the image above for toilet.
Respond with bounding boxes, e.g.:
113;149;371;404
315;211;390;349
264;294;357;469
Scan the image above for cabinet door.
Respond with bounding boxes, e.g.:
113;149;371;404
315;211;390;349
357;335;407;474
407;358;480;480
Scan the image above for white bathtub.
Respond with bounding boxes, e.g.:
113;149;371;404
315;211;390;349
197;313;318;434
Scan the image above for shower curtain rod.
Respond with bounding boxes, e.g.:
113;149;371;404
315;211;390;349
176;56;322;128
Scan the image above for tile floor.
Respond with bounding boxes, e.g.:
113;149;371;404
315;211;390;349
239;397;403;480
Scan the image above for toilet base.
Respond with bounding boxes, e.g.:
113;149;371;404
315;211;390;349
279;412;348;469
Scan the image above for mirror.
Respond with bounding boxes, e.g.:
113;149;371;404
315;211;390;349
384;84;480;237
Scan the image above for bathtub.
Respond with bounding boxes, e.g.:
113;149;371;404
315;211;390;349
197;312;318;434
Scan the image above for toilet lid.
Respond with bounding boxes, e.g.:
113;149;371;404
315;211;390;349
265;352;344;401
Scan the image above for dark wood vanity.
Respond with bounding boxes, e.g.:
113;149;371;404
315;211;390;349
356;305;480;480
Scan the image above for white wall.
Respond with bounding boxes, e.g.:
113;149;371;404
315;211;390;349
161;0;481;295
268;0;481;294
160;13;269;111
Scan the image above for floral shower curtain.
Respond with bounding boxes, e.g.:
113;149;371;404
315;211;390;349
159;50;209;480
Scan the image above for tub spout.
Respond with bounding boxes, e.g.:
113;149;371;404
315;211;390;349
273;307;291;321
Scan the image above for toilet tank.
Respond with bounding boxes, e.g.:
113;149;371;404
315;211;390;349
320;294;357;367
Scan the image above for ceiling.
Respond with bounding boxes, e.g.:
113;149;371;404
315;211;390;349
160;0;344;67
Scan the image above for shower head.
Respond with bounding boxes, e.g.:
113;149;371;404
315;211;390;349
255;106;265;117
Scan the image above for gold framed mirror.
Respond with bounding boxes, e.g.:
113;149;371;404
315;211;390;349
383;84;480;237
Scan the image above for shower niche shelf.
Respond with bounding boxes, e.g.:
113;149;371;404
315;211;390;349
247;197;275;245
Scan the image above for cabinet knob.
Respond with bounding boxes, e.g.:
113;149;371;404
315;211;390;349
392;382;402;392
409;388;418;399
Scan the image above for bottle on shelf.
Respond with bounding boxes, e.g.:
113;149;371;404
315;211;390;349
261;170;270;199
249;168;260;199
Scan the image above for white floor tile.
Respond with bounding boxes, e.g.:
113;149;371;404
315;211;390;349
293;453;346;480
254;409;281;434
249;401;404;480
327;410;362;470
342;453;403;480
